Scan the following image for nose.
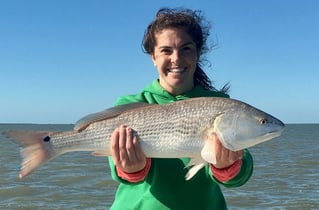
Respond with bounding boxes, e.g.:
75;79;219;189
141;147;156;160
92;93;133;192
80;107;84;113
170;50;180;64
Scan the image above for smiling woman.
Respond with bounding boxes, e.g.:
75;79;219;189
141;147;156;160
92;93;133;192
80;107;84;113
107;7;254;210
142;8;223;94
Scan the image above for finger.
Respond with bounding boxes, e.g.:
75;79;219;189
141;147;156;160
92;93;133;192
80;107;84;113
118;125;128;163
223;149;243;165
125;127;135;162
235;150;244;159
220;145;239;162
213;134;223;161
110;127;120;165
239;150;244;157
132;134;146;161
228;151;239;163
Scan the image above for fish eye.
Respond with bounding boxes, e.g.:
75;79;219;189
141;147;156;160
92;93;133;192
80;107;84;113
259;118;268;125
43;136;51;142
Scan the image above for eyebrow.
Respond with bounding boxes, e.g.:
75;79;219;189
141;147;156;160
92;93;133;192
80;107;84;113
158;41;196;49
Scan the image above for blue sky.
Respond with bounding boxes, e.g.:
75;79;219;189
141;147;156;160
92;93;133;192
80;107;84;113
1;0;318;124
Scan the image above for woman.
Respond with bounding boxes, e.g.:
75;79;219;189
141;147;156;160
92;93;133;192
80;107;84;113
108;8;253;209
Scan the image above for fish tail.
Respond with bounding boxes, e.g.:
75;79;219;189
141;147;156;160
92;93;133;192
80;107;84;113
3;130;55;179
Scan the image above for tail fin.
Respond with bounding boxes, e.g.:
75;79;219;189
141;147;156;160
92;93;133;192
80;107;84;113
3;130;55;179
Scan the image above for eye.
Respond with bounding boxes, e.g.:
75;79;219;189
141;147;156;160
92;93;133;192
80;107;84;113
182;46;191;51
181;45;196;54
43;136;51;142
259;118;268;125
160;48;172;55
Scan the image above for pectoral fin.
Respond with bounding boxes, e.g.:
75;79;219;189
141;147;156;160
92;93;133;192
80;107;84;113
201;134;217;165
185;157;206;180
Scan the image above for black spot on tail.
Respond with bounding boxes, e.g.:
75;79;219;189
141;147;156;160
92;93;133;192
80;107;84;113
43;136;51;142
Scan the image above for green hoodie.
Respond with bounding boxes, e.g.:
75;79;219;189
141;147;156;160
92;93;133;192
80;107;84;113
109;80;253;210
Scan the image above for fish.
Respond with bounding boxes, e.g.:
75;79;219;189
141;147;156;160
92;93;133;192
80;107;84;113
3;97;285;180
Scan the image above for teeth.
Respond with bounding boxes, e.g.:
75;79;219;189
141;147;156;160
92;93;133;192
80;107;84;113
169;68;185;73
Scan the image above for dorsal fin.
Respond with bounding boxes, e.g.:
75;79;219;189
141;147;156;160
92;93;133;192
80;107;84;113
74;103;153;131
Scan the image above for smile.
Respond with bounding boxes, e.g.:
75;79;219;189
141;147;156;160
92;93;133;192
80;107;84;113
168;68;186;73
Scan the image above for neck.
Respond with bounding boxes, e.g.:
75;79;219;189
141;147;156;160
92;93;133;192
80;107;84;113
159;81;194;96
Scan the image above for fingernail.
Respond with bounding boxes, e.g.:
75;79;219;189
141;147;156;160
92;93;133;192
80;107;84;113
132;130;138;137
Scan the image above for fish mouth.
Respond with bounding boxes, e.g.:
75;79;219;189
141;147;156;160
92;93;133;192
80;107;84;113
223;130;284;151
245;131;284;149
264;131;282;139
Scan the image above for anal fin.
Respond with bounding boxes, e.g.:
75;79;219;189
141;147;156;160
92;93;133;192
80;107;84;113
92;150;109;156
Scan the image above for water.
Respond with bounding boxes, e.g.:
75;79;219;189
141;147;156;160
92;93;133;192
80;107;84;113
0;124;318;210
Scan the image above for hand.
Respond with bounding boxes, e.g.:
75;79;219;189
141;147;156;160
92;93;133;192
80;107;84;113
110;125;146;173
211;133;244;169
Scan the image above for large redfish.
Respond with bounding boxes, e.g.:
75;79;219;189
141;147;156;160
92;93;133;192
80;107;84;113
3;97;285;180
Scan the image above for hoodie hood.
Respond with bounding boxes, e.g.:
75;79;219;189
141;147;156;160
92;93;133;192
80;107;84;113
114;79;229;106
142;80;229;104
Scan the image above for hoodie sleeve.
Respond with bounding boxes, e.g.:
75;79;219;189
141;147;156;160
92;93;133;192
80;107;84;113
209;149;254;188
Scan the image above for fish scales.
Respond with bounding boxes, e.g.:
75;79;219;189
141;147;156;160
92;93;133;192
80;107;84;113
85;99;211;157
50;98;217;158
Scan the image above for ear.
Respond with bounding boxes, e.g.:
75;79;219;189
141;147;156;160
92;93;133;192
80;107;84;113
150;54;156;64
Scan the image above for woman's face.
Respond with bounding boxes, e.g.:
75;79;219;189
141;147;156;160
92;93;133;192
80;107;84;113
151;28;200;95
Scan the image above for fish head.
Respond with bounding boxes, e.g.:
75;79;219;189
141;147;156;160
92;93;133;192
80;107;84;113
213;102;285;151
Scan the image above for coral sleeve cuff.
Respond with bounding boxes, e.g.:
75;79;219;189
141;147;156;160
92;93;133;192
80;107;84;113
116;158;151;183
210;159;243;182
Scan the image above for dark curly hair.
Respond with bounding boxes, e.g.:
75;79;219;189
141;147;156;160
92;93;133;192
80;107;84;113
142;7;229;92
